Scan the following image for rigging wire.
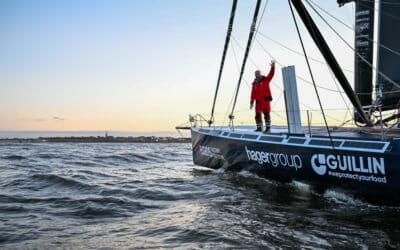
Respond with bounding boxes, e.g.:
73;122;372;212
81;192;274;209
288;0;335;148
209;0;238;126
229;0;263;126
224;42;244;126
308;0;400;58
256;32;400;95
360;1;400;22
211;1;275;125
255;0;270;32
327;66;353;123
215;0;268;127
254;37;349;94
306;0;400;96
304;0;400;90
226;33;282;125
256;31;331;65
255;30;354;73
216;0;367;127
311;1;369;124
231;35;283;91
257;28;399;95
231;36;259;70
292;2;352;119
309;0;353;30
229;35;288;125
254;34;360;125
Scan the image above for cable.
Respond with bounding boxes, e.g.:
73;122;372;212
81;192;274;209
308;0;400;58
255;0;270;33
224;42;244;125
327;67;353;124
360;1;400;22
309;0;353;30
288;0;335;149
231;36;259;69
209;0;238;125
254;37;349;94
305;0;400;90
231;35;283;91
256;30;354;73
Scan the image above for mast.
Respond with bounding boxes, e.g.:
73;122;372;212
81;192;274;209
339;0;375;124
354;0;375;116
289;0;373;126
209;0;238;125
229;0;262;124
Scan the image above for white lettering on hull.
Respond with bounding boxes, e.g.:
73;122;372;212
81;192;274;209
311;154;386;184
245;146;302;170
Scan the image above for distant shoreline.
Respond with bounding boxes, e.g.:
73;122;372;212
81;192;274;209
0;136;191;143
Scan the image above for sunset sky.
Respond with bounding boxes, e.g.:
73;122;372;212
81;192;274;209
0;0;357;132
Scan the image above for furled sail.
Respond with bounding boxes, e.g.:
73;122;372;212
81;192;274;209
375;0;400;111
338;0;375;124
354;0;374;109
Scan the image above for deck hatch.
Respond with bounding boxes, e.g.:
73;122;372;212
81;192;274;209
229;133;243;138
342;141;386;150
288;138;306;144
259;136;283;142
309;139;342;147
199;129;210;133
242;134;259;139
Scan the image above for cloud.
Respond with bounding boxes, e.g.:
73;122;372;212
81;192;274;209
53;116;65;122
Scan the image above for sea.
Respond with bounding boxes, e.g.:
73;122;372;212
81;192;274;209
1;142;400;249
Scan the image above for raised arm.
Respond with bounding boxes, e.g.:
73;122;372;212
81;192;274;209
265;61;275;83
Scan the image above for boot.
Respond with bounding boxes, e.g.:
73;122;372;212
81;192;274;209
255;112;263;132
255;122;262;132
264;119;271;133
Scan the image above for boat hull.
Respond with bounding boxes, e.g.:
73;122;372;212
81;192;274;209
191;128;400;203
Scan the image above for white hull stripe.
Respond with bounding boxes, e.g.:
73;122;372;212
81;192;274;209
194;128;390;153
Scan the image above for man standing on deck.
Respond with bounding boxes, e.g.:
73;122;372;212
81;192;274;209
250;60;275;133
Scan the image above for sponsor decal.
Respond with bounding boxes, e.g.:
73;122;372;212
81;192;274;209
245;146;302;170
356;10;370;17
198;145;225;160
311;154;386;184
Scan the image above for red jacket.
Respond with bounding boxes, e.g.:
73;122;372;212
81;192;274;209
250;65;275;106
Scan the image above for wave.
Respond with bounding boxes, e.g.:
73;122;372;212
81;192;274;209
323;189;367;207
120;152;152;161
30;173;94;190
94;152;172;164
54;196;160;218
132;188;195;201
63;160;110;168
95;154;145;163
0;204;28;213
69;204;119;218
0;194;71;204
79;169;118;178
37;153;59;159
2;155;25;160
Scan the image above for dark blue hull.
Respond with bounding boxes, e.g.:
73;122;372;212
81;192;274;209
191;127;400;204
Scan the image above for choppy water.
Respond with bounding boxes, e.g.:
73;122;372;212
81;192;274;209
1;143;400;249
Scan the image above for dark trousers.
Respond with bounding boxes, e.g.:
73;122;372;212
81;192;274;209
255;111;271;129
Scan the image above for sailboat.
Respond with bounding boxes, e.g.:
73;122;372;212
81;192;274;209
177;0;400;204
